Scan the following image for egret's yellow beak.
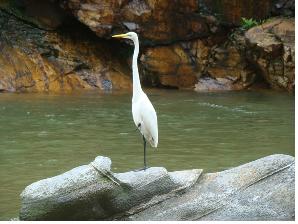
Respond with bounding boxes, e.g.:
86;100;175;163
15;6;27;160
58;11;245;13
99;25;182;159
112;33;128;38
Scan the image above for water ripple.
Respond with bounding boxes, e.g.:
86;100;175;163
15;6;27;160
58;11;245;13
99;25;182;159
198;102;257;114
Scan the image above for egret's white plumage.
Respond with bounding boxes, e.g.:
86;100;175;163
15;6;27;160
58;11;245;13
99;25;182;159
112;32;158;169
132;91;158;147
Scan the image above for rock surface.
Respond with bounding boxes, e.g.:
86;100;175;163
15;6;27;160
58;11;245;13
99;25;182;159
245;17;295;91
63;0;219;45
195;76;243;91
200;0;272;25
139;35;255;90
126;154;294;221
20;156;202;220
202;42;256;90
0;10;131;92
0;0;70;30
271;0;295;17
0;1;295;92
196;16;295;92
20;154;294;221
140;39;213;88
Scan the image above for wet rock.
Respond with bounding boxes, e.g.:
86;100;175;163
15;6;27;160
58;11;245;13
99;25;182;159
19;154;294;221
63;0;219;45
0;10;131;93
245;17;295;91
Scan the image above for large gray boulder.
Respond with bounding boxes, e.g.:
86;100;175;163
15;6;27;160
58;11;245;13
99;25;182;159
19;156;202;220
20;154;294;221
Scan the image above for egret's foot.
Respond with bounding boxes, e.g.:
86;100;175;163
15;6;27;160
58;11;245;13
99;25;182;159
133;166;150;172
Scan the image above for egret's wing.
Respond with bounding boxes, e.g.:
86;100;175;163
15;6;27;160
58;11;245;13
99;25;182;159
140;96;158;147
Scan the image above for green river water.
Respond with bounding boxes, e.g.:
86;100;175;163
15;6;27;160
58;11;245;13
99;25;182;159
0;89;295;220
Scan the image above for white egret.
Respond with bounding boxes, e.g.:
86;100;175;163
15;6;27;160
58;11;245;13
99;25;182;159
112;32;158;170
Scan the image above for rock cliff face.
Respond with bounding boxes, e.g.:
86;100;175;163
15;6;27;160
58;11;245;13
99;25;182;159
62;0;218;45
140;38;216;88
0;0;295;92
0;10;131;92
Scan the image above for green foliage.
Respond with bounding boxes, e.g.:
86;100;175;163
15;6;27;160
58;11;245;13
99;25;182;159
240;17;259;30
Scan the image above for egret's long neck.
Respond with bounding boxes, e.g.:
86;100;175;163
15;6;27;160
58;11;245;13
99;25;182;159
132;38;142;97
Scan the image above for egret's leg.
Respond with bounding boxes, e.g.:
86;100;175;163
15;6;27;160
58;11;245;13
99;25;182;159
133;135;149;172
143;135;147;170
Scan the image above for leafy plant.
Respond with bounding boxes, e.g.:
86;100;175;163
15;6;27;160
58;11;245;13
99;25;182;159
240;17;259;30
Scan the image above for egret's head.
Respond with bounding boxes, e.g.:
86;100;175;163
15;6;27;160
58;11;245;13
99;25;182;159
112;32;138;42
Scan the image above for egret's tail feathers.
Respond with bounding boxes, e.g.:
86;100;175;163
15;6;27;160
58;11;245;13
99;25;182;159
153;141;158;148
148;138;158;148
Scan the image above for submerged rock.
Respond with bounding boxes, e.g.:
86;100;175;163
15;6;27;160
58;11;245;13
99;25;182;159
20;154;294;221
